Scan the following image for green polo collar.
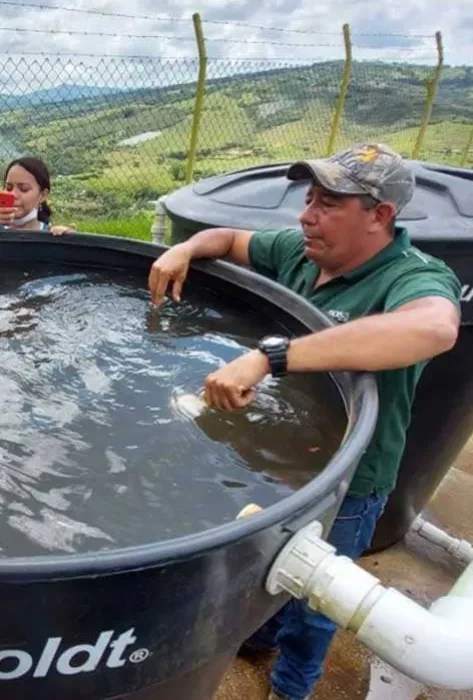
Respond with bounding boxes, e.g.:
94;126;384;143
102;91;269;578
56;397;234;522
307;226;411;291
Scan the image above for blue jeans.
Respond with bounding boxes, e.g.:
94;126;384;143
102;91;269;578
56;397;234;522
245;493;388;700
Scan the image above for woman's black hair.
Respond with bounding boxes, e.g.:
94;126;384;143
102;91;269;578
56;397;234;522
4;157;52;224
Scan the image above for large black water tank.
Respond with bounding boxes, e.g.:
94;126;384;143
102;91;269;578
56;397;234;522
0;232;377;699
163;161;473;551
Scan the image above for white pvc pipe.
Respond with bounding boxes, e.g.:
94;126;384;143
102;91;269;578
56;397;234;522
266;522;473;690
150;195;168;245
411;516;473;564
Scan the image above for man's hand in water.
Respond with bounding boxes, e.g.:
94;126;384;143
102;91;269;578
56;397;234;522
204;350;269;411
148;244;192;306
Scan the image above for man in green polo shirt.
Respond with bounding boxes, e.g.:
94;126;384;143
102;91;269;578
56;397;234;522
148;143;461;700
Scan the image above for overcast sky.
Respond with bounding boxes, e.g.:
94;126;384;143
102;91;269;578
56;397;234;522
0;0;471;91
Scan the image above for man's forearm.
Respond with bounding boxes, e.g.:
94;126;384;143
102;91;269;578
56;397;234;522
181;228;238;260
287;306;458;373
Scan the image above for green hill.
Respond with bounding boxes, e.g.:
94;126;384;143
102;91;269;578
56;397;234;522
0;60;471;237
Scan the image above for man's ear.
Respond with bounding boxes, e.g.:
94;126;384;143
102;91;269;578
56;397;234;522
374;201;396;229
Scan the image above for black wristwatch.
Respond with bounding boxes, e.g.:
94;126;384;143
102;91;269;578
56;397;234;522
258;335;291;378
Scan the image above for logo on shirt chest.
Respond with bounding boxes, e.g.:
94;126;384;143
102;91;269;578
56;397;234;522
461;285;473;303
327;309;350;323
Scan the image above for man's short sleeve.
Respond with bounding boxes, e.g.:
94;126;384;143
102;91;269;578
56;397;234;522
248;228;302;278
384;262;461;312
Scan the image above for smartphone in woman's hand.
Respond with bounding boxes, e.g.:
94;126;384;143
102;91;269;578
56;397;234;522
0;191;16;227
0;191;15;208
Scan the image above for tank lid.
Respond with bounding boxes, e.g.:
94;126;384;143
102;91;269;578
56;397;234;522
165;160;473;239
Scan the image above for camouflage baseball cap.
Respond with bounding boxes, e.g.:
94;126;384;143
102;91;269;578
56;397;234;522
287;143;415;213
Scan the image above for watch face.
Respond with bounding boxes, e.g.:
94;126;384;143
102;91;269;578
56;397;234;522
262;335;287;348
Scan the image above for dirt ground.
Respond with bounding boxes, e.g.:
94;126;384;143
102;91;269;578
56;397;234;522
215;439;473;700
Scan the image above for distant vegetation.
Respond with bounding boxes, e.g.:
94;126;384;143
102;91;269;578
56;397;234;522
0;61;471;238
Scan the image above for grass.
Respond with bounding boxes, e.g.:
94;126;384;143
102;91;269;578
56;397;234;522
7;73;469;241
335;120;473;165
59;117;473;241
258;99;336;157
71;213;154;241
379;121;473;164
0;60;472;246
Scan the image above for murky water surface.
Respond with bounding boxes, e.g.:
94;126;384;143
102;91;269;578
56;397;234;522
0;264;345;555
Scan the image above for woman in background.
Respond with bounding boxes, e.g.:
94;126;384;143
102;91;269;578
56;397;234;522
0;157;73;235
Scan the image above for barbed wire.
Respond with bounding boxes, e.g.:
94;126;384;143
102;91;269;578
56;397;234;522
202;22;433;40
0;53;439;66
0;27;436;53
0;54;344;66
0;27;190;40
0;26;339;47
0;1;435;39
0;51;197;59
0;1;187;23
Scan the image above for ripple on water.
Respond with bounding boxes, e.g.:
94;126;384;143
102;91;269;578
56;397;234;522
0;263;345;556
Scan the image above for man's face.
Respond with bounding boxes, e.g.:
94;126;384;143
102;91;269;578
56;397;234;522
299;184;386;269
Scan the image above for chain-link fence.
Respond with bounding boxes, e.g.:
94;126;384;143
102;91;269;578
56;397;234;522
0;17;470;239
0;56;201;238
425;67;473;166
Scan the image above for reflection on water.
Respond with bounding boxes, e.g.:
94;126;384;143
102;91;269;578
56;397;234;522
0;263;345;556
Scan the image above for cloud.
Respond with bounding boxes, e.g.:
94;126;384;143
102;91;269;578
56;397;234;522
0;0;469;93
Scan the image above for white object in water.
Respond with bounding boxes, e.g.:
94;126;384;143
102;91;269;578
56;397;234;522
266;520;473;690
236;504;263;519
172;393;207;419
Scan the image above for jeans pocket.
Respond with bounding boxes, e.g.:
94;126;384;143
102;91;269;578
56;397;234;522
327;513;363;557
328;494;387;558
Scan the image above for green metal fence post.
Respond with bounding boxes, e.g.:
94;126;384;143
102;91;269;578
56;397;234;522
185;13;207;185
412;31;444;160
460;127;473;168
325;24;352;156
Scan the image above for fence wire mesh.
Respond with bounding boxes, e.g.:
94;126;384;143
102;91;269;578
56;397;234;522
0;56;201;237
337;61;434;156
0;29;469;239
424;67;473;166
202;59;345;168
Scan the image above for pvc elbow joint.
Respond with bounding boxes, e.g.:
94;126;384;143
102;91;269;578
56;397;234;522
266;521;473;691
